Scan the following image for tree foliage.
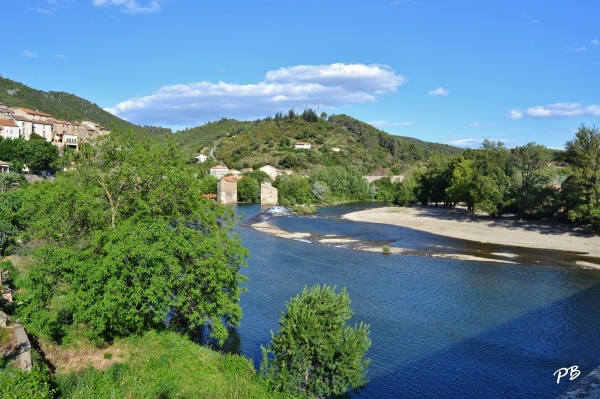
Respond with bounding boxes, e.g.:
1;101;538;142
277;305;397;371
562;125;600;231
15;130;248;344
237;176;261;203
511;143;551;219
0;137;58;173
261;285;371;398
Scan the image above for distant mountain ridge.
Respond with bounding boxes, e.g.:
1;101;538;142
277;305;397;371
0;76;156;137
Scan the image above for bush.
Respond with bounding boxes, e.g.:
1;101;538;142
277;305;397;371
261;285;370;398
0;350;55;399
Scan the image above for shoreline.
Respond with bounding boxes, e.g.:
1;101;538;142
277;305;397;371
342;205;600;266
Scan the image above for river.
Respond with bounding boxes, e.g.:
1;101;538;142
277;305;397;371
232;203;600;399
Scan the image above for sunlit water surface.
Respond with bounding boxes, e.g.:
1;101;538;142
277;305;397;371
231;203;600;399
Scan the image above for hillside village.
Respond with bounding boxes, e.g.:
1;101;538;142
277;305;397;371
0;102;110;151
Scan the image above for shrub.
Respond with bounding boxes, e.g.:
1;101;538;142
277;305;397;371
261;285;370;398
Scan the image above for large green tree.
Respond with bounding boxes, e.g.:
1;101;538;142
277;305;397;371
261;285;371;398
562;125;600;231
510;143;551;219
16;130;248;343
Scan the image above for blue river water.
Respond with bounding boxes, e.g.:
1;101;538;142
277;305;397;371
231;203;600;399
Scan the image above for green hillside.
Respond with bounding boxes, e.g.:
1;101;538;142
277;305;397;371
0;76;157;138
173;111;463;174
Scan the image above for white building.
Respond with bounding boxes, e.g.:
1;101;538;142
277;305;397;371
260;164;281;180
0;119;19;139
294;141;312;149
209;165;230;179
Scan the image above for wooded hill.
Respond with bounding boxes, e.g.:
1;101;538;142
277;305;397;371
0;76;463;173
173;110;463;174
0;76;158;138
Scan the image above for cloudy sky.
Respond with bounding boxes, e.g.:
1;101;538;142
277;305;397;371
4;1;600;148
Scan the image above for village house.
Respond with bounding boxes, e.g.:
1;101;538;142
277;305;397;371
0;119;19;140
331;147;341;152
260;164;281;180
209;165;230;179
50;119;71;148
195;154;208;163
0;104;15;121
0;105;109;151
294;141;312;149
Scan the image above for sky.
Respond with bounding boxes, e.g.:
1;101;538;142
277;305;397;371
3;1;600;149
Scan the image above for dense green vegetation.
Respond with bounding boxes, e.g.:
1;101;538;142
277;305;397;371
9;131;248;345
0;77;157;138
172;111;463;174
1;130;371;398
261;285;370;398
413;126;600;232
0;134;58;173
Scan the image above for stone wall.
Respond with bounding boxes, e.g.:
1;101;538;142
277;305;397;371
217;177;238;205
261;182;278;206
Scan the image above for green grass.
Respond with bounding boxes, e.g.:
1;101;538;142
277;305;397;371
55;330;295;399
0;328;9;346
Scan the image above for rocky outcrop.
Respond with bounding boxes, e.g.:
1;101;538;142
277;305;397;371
0;322;32;371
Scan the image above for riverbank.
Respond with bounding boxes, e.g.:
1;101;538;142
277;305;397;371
343;205;600;267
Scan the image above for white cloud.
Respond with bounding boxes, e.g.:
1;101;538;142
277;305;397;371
428;87;449;96
468;123;496;129
92;0;161;14
34;7;52;13
508;103;600;119
592;39;600;46
575;47;588;52
106;63;406;126
369;121;417;127
448;138;485;148
54;54;67;60
449;138;514;148
22;50;39;58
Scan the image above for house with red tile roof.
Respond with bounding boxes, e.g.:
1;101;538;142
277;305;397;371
0;119;19;140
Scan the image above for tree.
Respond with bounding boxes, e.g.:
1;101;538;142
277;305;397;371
563;125;600;231
274;174;313;205
16;130;249;344
311;180;329;203
0;172;24;193
198;174;218;194
237;176;260;203
395;174;418;205
261;285;371;398
301;108;319;122
446;157;477;212
510;143;551;219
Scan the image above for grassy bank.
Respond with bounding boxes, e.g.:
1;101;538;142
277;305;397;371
51;330;293;399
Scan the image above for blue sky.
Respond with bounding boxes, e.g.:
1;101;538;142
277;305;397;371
4;1;600;149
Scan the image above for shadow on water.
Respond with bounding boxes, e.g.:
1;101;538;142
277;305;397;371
359;284;600;399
